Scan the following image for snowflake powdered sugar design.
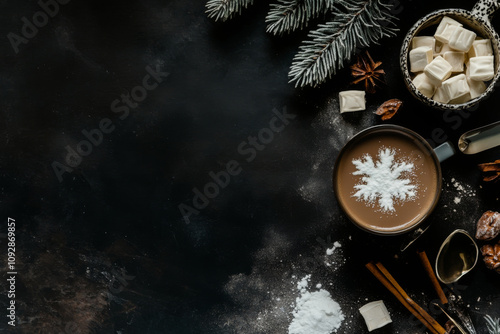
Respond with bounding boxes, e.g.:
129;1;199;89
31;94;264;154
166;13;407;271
352;148;416;212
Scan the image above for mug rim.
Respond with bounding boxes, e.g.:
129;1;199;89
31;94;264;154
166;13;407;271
332;124;443;236
400;8;500;111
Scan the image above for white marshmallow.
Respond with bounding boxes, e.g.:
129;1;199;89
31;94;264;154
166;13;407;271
412;73;437;98
339;90;365;113
410;17;494;105
434;16;462;43
437;43;453;55
469;56;495;81
468;39;493;58
435;43;457;59
443;51;465;72
433;86;450;103
359;301;392;332
467;76;487;99
412;36;436;51
450;92;471;104
409;46;434;72
424;56;453;84
434;41;443;54
448;26;476;52
441;25;459;44
441;74;470;101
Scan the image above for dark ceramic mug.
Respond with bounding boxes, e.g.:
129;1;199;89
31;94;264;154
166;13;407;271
332;125;454;236
400;0;500;110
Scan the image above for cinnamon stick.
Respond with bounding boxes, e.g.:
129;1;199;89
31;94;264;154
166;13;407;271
417;250;448;305
366;262;446;334
375;262;447;333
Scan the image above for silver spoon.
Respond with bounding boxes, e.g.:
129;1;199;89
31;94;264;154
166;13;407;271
458;120;500;154
435;230;479;284
446;290;477;334
432;302;469;334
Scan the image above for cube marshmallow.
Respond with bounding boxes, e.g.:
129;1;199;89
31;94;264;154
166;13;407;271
449;26;477;52
469;56;495;81
434;16;462;43
424;56;453;84
412;73;437;98
410;46;434;72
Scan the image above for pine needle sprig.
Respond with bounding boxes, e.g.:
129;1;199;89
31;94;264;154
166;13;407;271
266;0;334;35
288;0;398;88
206;0;254;22
486;315;500;334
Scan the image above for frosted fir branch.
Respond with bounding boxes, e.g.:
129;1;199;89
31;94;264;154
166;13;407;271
266;0;334;35
206;0;254;22
288;0;398;88
486;315;500;334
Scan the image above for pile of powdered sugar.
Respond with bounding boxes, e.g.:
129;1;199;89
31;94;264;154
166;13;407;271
213;228;348;334
288;275;344;334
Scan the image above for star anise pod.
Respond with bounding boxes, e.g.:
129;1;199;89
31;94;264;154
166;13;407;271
351;51;385;94
375;99;403;120
478;159;500;182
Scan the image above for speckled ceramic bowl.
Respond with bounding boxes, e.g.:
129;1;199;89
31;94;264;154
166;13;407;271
401;0;500;110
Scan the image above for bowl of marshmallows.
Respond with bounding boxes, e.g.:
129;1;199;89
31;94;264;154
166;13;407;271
400;2;500;110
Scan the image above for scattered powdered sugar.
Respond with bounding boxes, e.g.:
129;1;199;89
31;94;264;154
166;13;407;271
297;275;311;291
326;241;342;256
288;275;344;334
298;178;325;203
296;102;375;212
214;229;349;333
352;148;416;212
324;240;345;268
449;178;477;201
451;178;476;195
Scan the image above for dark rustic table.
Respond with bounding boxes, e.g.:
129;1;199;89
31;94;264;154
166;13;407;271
1;0;499;333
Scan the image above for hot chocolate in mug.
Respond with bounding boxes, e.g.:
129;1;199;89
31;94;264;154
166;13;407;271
332;125;454;236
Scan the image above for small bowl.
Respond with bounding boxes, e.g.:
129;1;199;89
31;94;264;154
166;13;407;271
400;0;500;110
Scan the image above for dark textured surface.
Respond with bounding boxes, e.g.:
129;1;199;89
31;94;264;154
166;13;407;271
0;0;499;333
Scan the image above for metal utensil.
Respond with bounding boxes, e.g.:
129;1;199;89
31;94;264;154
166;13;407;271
432;302;468;334
418;249;477;334
400;224;431;252
435;230;479;284
458;120;500;154
446;290;477;334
